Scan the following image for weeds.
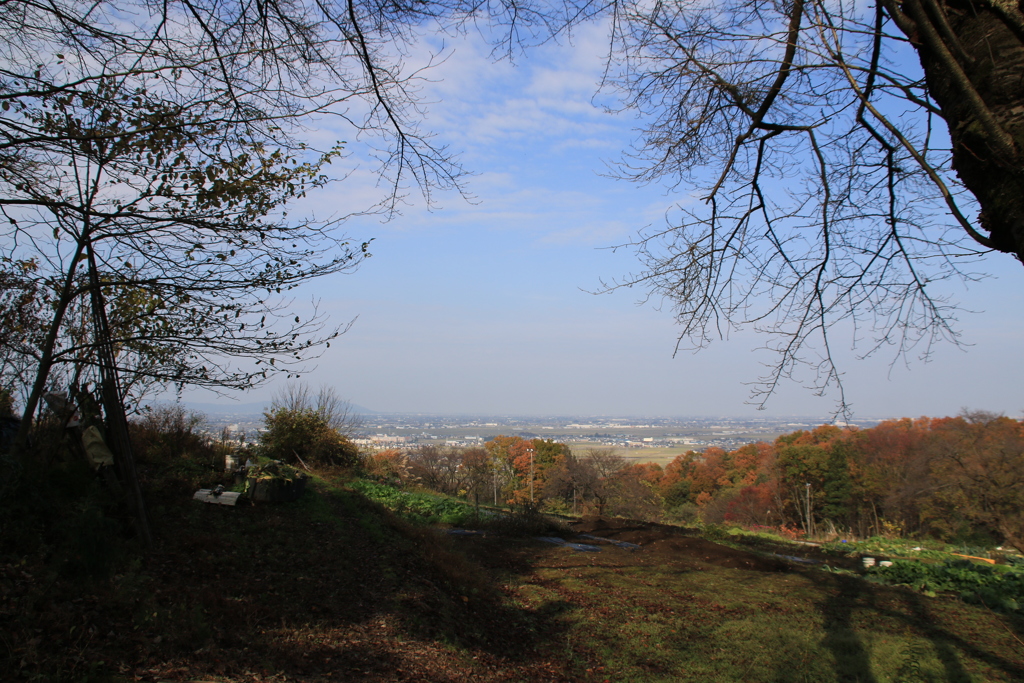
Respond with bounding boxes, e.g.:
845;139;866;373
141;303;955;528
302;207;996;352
701;522;731;542
349;479;478;526
867;558;1024;610
894;641;930;683
476;505;571;537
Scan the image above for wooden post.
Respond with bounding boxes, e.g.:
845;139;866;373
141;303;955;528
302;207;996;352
86;240;152;547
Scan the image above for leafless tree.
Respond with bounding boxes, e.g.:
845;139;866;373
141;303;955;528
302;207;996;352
460;446;493;505
543;448;627;515
271;382;362;438
592;0;1024;414
407;444;466;494
584;447;626;478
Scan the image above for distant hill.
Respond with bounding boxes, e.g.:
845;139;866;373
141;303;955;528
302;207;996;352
181;401;269;416
179;401;377;416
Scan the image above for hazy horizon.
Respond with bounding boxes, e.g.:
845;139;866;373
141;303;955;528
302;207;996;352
170;399;1007;424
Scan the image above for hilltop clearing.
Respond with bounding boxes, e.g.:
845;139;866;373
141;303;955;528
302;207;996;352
3;472;1023;681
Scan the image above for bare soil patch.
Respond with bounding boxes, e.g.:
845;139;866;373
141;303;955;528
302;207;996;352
567;516;790;572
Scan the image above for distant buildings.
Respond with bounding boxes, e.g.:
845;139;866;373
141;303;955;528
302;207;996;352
195;410;882;454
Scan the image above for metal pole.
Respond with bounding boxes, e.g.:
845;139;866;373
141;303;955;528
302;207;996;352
528;447;535;503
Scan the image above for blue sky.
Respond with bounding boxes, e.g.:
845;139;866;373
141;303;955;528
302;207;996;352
185;23;1024;420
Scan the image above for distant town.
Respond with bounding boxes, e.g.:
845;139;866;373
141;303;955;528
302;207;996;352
194;405;885;462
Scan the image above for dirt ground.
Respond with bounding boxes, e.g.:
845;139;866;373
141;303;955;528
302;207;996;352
561;516;858;572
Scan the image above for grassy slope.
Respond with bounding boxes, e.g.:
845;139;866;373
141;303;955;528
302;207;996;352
482;538;1024;682
3;465;1023;682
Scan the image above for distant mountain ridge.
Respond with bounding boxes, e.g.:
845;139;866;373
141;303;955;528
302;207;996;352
175;401;378;416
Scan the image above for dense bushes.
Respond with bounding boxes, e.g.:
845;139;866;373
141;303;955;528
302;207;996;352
646;413;1024;549
259;384;360;467
372;414;1024;553
350;479;477;526
260;406;359;467
0;427;130;579
868;559;1024;611
129;404;215;464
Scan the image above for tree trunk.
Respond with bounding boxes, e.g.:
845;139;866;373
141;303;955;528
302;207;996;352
11;237;88;456
997;522;1024;554
899;0;1024;260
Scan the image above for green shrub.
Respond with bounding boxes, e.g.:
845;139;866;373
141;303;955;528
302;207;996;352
260;407;359;467
129;404;214;464
350;479;477;526
868;559;1024;611
664;502;700;525
830;537;964;562
351;479;571;535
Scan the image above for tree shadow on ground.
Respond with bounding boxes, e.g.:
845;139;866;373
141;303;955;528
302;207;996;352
805;570;1021;683
2;482;587;682
812;572;880;683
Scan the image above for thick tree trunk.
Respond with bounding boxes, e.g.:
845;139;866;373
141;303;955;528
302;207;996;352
900;0;1024;261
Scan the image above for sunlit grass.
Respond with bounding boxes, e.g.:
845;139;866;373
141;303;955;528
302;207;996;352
501;540;1024;682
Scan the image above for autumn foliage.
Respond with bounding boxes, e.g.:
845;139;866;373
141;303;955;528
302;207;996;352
390;413;1023;551
647;412;1024;551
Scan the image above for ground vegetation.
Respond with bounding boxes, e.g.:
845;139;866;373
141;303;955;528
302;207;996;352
3;435;1023;681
